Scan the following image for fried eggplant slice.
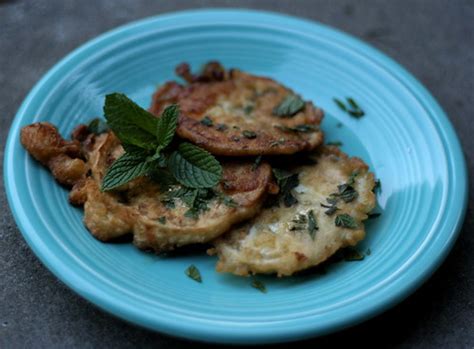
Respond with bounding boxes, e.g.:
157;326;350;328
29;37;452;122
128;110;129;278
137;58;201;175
20;123;274;252
149;62;324;156
210;147;377;276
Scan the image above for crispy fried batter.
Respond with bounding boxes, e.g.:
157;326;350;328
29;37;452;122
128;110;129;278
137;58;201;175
20;122;87;186
150;62;324;156
210;146;377;276
21;123;274;251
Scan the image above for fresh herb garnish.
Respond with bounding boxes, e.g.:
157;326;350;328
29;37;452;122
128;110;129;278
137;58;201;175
321;197;339;216
335;214;358;229
335;183;358;203
243;104;254;115
87;118;109;134
200;116;213;127
272;168;299;207
242;130;257;139
158;216;166;224
348;171;359;186
185;265;202;282
368;213;381;220
252;155;262;171
290;214;307;231
366;248;372;256
373;179;382;193
101;93;222;191
273;95;305;117
307;210;318;239
216;123;228;132
251;278;267;293
326;141;343;147
101;152;155;191
342;248;365;261
333;97;365;118
168;142;222;189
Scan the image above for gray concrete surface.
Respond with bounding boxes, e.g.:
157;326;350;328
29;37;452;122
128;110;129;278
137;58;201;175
1;0;473;348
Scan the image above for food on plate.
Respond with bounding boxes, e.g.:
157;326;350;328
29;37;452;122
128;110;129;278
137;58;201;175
149;61;324;156
21;96;275;251
20;62;379;280
210;146;376;276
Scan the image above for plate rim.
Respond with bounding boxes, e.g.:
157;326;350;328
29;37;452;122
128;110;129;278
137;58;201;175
3;8;468;344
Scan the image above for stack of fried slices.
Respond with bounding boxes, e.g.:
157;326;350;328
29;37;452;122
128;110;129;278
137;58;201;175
21;62;376;276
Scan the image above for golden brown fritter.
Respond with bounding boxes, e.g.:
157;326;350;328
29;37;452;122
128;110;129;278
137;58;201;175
149;62;324;156
210;147;377;276
20;123;275;252
20;122;88;186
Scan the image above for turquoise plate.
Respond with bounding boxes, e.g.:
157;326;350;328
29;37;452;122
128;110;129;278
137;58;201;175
4;9;468;344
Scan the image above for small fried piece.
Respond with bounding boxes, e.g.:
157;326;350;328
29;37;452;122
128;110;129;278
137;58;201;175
21;123;275;251
210;147;377;276
20;122;87;186
150;62;324;156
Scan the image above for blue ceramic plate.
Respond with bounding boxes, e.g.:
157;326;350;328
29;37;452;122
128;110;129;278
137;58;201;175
4;9;467;344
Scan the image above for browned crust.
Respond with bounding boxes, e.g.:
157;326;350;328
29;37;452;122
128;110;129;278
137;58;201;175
20;122;88;186
150;62;324;156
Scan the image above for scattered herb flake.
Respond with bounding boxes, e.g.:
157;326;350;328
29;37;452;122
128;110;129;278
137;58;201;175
200;116;213;127
272;168;299;207
251;278;267;293
343;248;365;261
327;141;343;147
243;105;254;115
336;183;358;203
333;98;347;112
216;123;228;132
368;213;381;220
273;95;305;117
333;97;365;118
373;179;382;193
274;124;319;133
185;265;202;282
321;202;339;216
158;216;166;224
335;214;358;229
307;210;318;239
252;155;262;171
242;130;257;139
366;248;372;256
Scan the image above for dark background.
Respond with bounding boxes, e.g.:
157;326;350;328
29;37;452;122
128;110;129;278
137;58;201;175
1;0;472;348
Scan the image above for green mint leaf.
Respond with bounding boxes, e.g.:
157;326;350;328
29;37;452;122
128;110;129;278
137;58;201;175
252;155;262;171
273;94;305;117
336;184;358;203
373;179;382;193
200;116;213;127
168;142;222;188
342;247;365;261
185;265;202;283
333;98;347;111
104;93;158;149
307;210;318;239
101;152;153;191
156;104;179;149
335;214;358;229
368;213;381;220
242;130;257;139
251;278;267;293
87;118;109;134
273;168;299;207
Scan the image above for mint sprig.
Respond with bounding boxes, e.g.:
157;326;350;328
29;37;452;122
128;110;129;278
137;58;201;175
101;152;154;191
101;93;222;192
168;142;222;188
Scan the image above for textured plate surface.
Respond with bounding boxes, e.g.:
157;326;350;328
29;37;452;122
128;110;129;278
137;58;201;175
3;9;467;344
